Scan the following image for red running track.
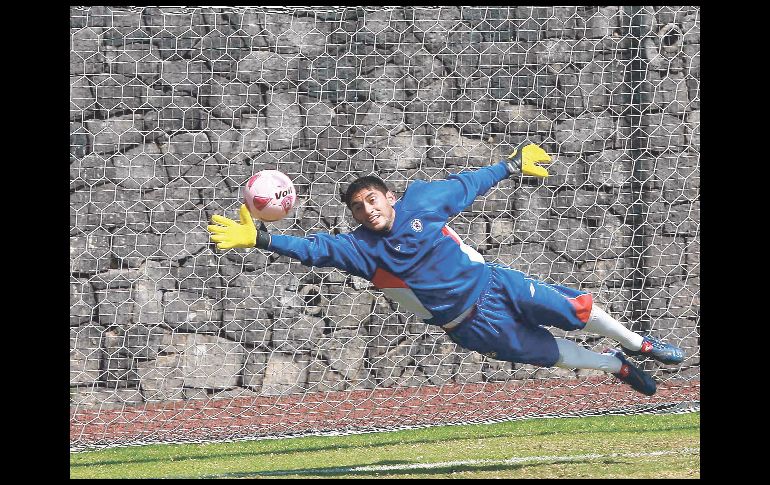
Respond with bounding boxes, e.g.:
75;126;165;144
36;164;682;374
70;377;699;450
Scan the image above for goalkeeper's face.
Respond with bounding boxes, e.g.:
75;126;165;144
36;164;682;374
349;187;397;233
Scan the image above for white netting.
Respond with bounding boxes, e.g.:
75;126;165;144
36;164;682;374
70;6;700;450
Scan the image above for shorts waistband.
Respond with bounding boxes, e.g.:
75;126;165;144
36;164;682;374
441;305;476;332
441;267;495;333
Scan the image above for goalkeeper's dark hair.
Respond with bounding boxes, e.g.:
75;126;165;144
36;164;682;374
342;175;392;208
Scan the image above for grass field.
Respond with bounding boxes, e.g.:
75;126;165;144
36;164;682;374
70;411;699;479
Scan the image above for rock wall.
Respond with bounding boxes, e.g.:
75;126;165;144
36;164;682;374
70;6;700;407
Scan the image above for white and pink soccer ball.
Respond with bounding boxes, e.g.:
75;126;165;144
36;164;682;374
243;170;296;222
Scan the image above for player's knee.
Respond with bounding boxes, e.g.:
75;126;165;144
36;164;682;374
568;293;593;324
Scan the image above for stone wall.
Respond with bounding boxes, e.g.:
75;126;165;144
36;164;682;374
70;6;700;407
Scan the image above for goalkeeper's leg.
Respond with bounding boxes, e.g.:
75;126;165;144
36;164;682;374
554;338;656;396
511;271;684;365
583;305;644;351
554;337;621;373
517;277;645;350
584;306;684;365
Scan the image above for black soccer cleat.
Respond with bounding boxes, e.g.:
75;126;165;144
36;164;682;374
605;349;657;396
622;335;685;365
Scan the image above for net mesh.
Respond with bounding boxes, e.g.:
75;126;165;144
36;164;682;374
70;5;700;451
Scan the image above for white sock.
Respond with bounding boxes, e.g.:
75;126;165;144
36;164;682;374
583;305;644;351
554;338;622;373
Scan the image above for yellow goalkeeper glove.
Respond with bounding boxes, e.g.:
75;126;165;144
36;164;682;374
207;204;269;250
505;141;552;178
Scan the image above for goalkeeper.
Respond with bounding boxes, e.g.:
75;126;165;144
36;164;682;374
208;142;684;396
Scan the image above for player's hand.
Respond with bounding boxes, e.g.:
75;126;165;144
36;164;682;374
207;204;258;250
505;141;552;178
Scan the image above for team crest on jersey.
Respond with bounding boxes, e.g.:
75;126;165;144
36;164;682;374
410;219;423;232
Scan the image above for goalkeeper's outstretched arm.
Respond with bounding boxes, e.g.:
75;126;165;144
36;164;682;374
404;140;553;219
207;204;372;278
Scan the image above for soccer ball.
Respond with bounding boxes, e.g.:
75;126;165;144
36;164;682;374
243;170;296;222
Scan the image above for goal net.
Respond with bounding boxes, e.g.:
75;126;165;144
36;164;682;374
70;5;700;451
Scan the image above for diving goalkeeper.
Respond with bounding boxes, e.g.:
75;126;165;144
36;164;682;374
207;142;684;396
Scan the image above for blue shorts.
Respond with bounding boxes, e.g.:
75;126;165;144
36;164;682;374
445;264;593;367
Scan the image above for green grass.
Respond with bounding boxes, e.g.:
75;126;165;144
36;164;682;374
70;412;700;479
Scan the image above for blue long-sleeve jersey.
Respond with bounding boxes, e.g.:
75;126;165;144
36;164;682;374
267;161;512;326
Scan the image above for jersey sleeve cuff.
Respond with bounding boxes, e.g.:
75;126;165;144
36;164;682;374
256;229;271;249
495;160;515;178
